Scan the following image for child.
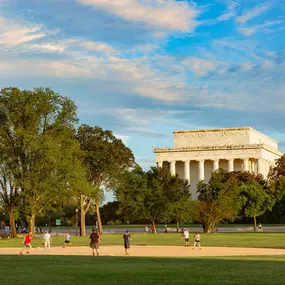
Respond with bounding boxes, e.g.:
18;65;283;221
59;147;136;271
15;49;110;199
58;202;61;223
193;232;201;249
63;232;73;247
20;232;33;255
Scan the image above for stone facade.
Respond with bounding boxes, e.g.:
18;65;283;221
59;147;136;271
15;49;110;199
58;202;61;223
153;127;283;199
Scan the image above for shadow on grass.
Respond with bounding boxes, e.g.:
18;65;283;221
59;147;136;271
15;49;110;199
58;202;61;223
1;255;285;285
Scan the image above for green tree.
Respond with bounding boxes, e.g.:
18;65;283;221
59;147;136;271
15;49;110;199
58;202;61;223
197;170;241;233
238;179;274;231
76;125;134;235
268;155;285;200
0;165;20;237
0;87;88;233
115;165;192;231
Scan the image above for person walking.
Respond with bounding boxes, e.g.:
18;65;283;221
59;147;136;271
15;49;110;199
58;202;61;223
145;226;148;234
43;231;51;251
20;232;33;255
193;232;201;249
183;228;189;247
89;229;100;256
123;230;132;255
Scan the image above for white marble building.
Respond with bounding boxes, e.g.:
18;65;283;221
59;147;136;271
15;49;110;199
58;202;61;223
153;127;283;199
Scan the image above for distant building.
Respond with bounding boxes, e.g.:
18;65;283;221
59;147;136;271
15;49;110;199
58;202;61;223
153;127;283;199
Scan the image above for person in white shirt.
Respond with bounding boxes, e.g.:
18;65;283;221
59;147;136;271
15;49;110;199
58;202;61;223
43;232;51;251
193;232;201;249
183;228;189;247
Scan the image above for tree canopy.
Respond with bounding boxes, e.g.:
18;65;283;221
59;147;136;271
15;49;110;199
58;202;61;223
115;165;194;230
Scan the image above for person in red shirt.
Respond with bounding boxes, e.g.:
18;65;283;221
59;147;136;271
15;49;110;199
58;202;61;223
20;232;33;255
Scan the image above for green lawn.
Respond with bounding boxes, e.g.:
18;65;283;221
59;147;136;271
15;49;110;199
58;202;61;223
1;255;285;285
1;232;285;249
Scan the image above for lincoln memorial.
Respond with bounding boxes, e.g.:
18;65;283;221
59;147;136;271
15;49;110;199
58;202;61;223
153;127;283;199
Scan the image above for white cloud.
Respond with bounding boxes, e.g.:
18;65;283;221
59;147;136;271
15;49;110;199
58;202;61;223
182;57;216;76
135;43;159;53
77;0;199;33
236;3;271;24
0;18;46;46
114;134;130;145
81;41;114;54
238;20;282;36
217;0;239;22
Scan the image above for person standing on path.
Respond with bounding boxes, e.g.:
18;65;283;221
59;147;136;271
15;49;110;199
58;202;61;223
89;229;100;256
43;231;51;251
193;232;201;249
123;230;132;255
183;228;189;247
20;232;33;255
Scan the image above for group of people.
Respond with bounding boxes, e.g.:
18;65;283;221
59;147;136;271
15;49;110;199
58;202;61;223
19;229;132;256
181;228;201;249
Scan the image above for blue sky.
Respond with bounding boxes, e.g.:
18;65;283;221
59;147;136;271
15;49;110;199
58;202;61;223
1;0;285;202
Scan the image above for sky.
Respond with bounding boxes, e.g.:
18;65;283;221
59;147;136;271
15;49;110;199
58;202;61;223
0;0;285;202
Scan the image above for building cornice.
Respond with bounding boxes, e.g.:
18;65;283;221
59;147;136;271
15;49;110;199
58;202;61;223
153;143;283;156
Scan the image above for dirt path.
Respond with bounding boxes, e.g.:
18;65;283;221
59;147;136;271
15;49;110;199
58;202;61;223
1;246;285;257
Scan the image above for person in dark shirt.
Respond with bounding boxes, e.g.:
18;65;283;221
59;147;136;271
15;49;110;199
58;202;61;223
123;230;132;255
89;229;100;256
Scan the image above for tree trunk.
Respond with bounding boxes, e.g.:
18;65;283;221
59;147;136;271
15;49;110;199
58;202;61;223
27;214;35;234
152;221;156;234
9;208;17;238
96;199;103;235
253;216;257;232
80;210;86;236
176;221;179;232
203;222;214;233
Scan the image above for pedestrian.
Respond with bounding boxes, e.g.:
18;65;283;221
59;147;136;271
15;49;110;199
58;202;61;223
43;231;51;251
20;232;33;255
164;224;168;233
63;232;72;248
193;232;201;249
183;228;189;247
123;230;132;255
89;229;100;256
258;223;263;232
145;226;148;234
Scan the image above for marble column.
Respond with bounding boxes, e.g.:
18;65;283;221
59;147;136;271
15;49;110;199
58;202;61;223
263;160;269;178
157;161;163;168
243;158;249;171
213;159;219;172
170;161;176;176
198;160;205;181
251;160;255;173
257;159;264;176
184;161;190;183
228;159;234;172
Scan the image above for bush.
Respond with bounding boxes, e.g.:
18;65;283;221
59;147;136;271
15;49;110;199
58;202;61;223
115;220;123;225
107;220;115;226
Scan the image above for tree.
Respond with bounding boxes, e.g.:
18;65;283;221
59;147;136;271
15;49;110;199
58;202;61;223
197;170;241;233
0;165;20;237
238;179;274;231
76;125;134;235
0;87;88;233
115;165;192;231
268;155;285;200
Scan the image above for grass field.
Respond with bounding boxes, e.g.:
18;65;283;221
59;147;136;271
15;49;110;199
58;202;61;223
1;232;285;249
1;255;285;285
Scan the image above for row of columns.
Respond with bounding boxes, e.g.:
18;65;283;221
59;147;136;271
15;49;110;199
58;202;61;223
158;158;272;183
